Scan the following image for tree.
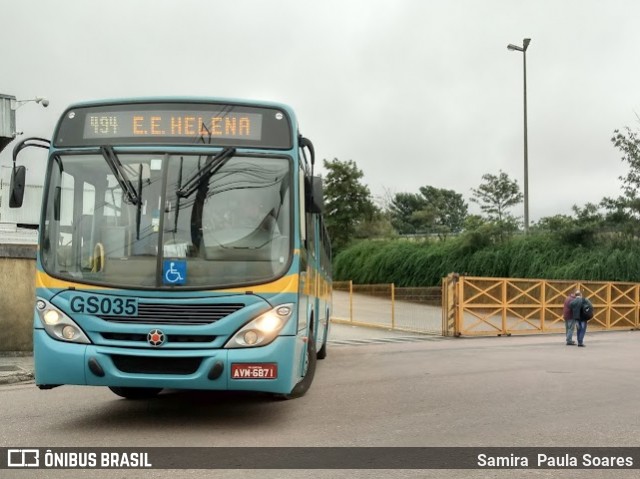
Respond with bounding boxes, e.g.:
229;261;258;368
388;187;468;237
600;196;637;238
572;202;604;226
532;214;574;233
612;127;640;208
354;209;396;240
322;158;377;252
418;186;468;237
471;170;523;224
533;213;596;247
388;192;427;234
470;170;523;241
603;126;640;237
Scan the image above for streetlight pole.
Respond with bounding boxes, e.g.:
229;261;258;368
507;38;531;233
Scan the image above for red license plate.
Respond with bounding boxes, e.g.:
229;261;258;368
231;363;277;380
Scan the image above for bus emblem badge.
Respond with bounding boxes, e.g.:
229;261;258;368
147;329;165;347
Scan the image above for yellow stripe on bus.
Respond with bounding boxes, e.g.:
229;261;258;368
35;271;301;295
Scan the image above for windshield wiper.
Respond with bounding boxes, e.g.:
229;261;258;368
99;146;140;205
136;164;144;239
173;157;184;233
177;147;236;198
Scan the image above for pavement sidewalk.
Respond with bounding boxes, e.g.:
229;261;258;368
0;353;34;385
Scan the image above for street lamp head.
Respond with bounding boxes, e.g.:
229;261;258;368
11;96;49;110
507;44;523;52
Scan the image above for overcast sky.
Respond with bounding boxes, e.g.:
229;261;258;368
3;0;640;222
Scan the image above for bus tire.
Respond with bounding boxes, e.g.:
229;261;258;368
316;341;327;360
108;386;163;400
316;323;328;360
274;338;317;400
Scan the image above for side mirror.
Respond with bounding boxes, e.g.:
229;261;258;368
9;136;51;208
9;165;26;208
306;176;324;214
299;136;315;167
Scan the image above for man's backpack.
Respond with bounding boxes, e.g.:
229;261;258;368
580;299;594;321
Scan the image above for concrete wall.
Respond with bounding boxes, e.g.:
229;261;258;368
0;244;36;351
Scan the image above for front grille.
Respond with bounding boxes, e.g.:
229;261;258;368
101;333;215;343
98;303;244;325
111;355;202;375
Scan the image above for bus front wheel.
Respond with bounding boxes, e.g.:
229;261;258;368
275;338;317;400
108;386;163;400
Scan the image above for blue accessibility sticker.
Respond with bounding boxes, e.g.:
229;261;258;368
163;259;187;285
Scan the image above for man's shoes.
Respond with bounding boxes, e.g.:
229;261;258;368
566;341;576;345
578;343;585;347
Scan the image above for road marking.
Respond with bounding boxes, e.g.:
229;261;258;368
328;335;443;346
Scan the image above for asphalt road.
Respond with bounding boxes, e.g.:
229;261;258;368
1;329;639;479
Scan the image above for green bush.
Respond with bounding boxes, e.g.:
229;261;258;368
332;234;640;286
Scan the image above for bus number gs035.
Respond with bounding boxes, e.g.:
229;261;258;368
69;295;138;316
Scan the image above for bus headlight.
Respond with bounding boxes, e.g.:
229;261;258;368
43;309;61;325
225;303;294;348
36;298;91;344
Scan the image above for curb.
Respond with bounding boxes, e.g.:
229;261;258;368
0;368;35;385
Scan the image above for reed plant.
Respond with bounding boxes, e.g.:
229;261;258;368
333;233;640;286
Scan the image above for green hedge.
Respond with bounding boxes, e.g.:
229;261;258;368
333;234;640;286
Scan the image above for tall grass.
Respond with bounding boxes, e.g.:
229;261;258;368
333;234;640;286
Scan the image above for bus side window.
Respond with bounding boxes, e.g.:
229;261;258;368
307;213;316;259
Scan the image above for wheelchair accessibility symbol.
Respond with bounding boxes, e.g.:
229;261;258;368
163;259;187;285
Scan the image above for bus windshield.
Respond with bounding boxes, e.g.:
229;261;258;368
41;151;292;289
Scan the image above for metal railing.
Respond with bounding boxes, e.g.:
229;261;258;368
331;281;442;334
331;276;640;337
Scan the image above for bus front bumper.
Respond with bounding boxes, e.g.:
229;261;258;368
34;330;300;394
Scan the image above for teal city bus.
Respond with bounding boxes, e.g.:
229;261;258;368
9;98;332;399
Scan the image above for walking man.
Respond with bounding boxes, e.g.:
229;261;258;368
570;290;593;347
563;289;578;345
